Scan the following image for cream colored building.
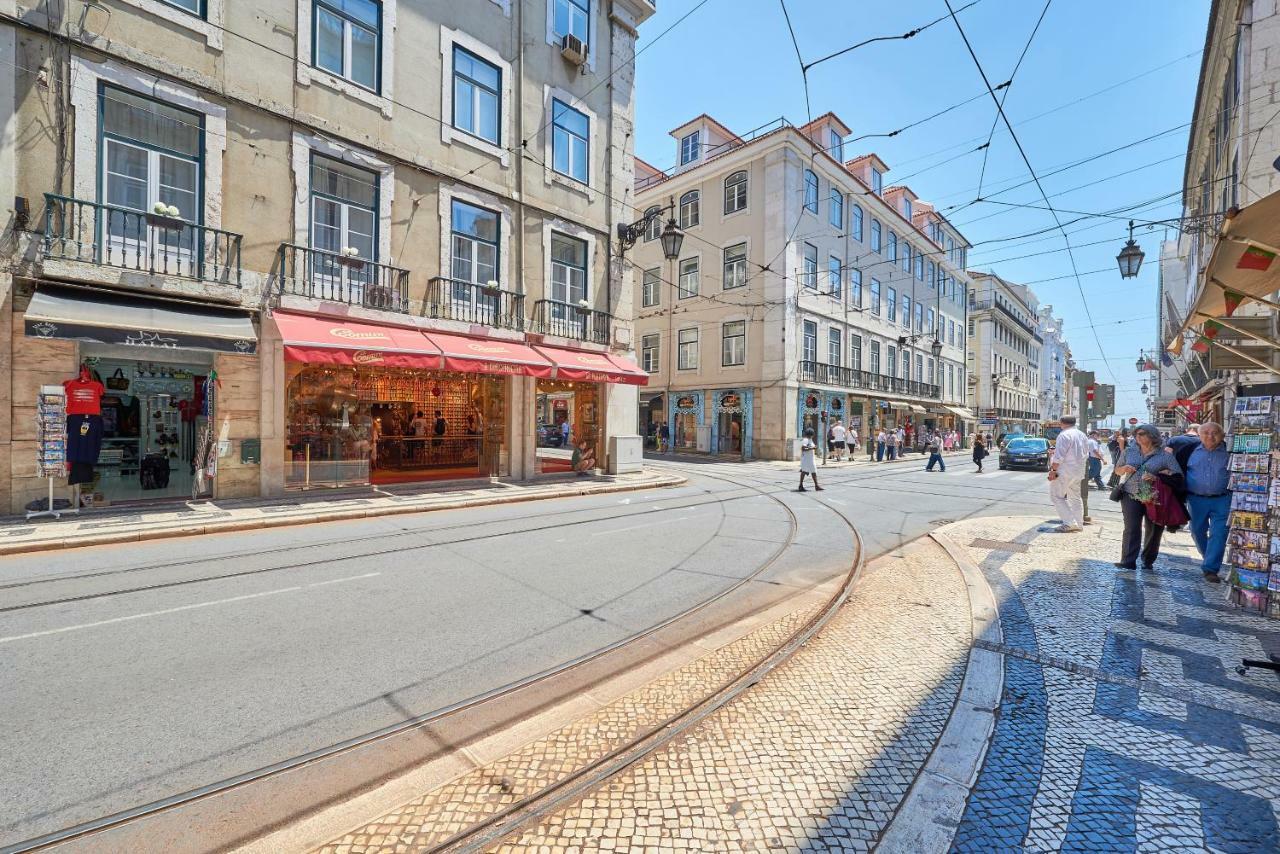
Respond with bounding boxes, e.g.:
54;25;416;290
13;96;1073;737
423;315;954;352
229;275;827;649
0;0;654;513
965;272;1042;439
630;112;974;460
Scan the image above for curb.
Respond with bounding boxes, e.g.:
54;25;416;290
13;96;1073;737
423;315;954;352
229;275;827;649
0;473;688;557
875;529;1004;853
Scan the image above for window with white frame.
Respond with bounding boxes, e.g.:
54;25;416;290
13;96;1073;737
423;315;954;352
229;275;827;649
680;130;700;165
927;308;935;335
164;0;201;14
903;198;912;219
312;153;377;262
903;354;910;381
642;267;660;307
802;320;817;363
870;278;881;315
451;46;500;145
902;242;911;272
678;327;698;369
851;334;862;371
887;287;897;322
851;204;863;242
724;170;747;214
553;0;589;45
802;243;818;289
887;230;897;262
450;198;498;284
679;190;700;228
828;256;841;299
551;99;589;183
915;303;923;332
849;267;862;308
870;219;881;253
549;232;587;307
887;345;896;377
644;205;661;241
829;189;843;228
915;353;923;383
870;168;883;195
949;319;956;346
927;260;936;288
828;327;841;367
829;128;844;161
723;242;747;290
678;257;699;298
901;294;911;328
313;0;380;92
722;321;746;366
870;340;881;375
803;170;818;213
642;333;660;373
916;252;924;281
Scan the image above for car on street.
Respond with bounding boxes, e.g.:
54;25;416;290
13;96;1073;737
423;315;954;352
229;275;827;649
538;424;564;447
999;436;1051;471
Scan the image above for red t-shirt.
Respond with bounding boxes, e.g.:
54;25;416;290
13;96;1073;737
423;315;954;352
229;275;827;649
63;378;105;416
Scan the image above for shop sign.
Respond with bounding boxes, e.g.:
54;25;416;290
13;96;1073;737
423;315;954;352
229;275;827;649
719;392;741;409
330;327;394;342
352;350;385;365
676;395;698;409
830;398;844;412
804;393;820;410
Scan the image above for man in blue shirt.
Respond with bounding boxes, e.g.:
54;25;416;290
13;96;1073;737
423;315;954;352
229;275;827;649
1177;422;1231;582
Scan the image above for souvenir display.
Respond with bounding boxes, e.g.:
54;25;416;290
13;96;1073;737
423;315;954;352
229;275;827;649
29;386;79;520
1225;396;1280;616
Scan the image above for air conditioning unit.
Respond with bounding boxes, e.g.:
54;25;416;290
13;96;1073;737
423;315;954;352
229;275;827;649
561;34;588;66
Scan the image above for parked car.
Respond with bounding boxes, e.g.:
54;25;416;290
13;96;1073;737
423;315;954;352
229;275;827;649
999;436;1051;471
538;424;564;447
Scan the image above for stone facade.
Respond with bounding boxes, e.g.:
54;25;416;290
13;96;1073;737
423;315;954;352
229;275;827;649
965;271;1043;437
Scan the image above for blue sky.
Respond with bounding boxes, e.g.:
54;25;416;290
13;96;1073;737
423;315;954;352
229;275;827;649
632;0;1211;422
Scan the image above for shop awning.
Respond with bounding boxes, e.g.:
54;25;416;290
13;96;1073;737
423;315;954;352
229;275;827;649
272;311;441;368
534;345;649;385
25;284;257;354
907;404;927;414
942;405;976;420
423;331;554;378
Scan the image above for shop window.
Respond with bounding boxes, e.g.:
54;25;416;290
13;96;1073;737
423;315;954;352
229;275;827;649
722;321;746;367
453;46;501;145
313;0;380;92
678;327;699;370
723;243;747;290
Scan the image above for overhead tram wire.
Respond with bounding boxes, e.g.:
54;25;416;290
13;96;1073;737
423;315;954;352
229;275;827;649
800;0;984;72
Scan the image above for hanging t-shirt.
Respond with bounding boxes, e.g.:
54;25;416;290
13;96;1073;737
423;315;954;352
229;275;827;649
63;377;105;416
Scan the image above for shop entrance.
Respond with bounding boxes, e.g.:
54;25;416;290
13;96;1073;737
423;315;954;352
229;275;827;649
717;412;743;454
535;379;601;475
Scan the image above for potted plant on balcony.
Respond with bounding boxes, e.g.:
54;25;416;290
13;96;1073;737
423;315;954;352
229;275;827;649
336;246;365;271
146;202;185;230
576;298;590;313
480;279;501;297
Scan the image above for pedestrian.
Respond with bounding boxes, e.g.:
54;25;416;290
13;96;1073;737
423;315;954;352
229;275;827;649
829;419;847;462
875;428;886;461
1177;422;1231;583
886;428;898;461
797;428;823;492
1086;430;1107;490
1107;429;1128;488
926;432;946;472
972;434;988;473
659;422;670;453
1114;423;1183;570
1046;415;1088;533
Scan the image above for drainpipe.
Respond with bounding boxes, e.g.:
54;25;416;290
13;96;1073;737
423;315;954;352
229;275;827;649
514;0;527;479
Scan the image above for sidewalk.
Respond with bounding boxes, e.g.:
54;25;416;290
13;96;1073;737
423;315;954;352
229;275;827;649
292;514;1280;852
0;470;684;556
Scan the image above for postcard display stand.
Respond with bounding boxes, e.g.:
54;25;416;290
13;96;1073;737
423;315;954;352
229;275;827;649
1224;395;1279;617
30;385;80;520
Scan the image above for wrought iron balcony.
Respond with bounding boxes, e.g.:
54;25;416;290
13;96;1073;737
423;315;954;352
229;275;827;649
42;193;241;285
426;278;525;331
799;360;940;399
277;243;410;313
532;299;612;345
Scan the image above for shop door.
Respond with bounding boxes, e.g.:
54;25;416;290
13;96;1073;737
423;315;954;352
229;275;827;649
717;412;742;454
674;412;698;449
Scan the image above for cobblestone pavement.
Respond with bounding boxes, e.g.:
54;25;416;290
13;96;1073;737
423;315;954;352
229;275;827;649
946;516;1280;853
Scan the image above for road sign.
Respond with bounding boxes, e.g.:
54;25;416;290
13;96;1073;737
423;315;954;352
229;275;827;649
1128;417;1139;425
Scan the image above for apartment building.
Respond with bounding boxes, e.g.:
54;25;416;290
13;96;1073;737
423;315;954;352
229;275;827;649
630;112;974;461
966;272;1042;439
1037;305;1073;422
0;0;654;513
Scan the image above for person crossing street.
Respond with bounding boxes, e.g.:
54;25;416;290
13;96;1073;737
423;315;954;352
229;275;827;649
1046;415;1088;533
925;432;946;472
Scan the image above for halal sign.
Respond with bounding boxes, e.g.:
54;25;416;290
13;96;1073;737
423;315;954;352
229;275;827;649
720;392;740;409
676;395;697;409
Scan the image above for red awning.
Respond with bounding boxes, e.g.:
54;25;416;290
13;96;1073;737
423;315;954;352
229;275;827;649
272;311;442;368
535;345;649;385
423;331;554;378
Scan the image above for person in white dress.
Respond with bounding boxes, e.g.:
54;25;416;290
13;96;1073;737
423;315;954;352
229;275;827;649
798;428;823;492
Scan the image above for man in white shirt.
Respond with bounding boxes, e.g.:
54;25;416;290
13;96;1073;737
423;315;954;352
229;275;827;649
830;420;847;462
1047;415;1088;532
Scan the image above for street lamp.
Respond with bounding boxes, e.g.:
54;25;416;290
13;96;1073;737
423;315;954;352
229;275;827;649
616;201;683;260
659;217;684;260
930;337;943;358
1141;382;1149;394
1116;220;1144;279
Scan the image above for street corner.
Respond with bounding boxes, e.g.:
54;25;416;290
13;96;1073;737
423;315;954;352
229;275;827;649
934;516;1280;853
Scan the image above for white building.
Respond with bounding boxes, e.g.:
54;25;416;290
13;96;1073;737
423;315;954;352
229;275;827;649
966;272;1042;438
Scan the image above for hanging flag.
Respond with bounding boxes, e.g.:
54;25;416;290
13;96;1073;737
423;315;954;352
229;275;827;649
1222;289;1245;316
1236;246;1276;272
1191;336;1211;354
1141;359;1157;371
1203;319;1224;340
1160;350;1173;366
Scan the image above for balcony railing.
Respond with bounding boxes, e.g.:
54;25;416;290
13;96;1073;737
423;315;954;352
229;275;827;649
277;244;410;313
42;193;241;285
799;361;940;399
426;278;525;331
532;299;612;345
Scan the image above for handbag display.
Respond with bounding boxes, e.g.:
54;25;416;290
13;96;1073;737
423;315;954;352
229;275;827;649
105;368;130;391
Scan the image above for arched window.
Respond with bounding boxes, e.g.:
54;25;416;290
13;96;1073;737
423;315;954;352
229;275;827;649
803;170;818;213
887;231;897;262
851;204;863;242
724;170;748;214
679;190;700;229
870;219;882;253
643;205;661;241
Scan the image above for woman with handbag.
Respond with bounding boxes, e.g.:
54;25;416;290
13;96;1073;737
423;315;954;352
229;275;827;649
1112;423;1183;570
972;434;989;473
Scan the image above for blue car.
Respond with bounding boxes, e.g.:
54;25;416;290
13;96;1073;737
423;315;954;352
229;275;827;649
999;437;1050;471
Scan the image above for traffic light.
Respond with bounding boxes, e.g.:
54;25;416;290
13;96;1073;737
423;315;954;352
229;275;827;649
1086;384;1096;402
1093;384;1115;417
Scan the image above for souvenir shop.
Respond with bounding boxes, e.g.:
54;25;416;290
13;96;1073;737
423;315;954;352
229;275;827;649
1222;393;1280;618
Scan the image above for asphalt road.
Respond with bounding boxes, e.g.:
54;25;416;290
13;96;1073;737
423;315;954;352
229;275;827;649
0;454;1118;847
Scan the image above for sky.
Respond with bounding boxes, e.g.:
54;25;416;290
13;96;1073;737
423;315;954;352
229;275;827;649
630;0;1212;423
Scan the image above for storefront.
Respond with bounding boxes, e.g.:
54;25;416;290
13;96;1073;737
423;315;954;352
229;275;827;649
710;389;753;458
639;392;664;449
670;392;704;452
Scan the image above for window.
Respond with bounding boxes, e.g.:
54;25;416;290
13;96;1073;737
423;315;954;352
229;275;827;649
947;363;954;397
163;0;202;14
870;341;881;375
680;130;700;165
870;278;881;315
903;355;911;381
968;318;975;336
677;327;699;370
642;267;660;307
851;204;863;242
849;268;862;308
915;353;923;383
722;321;746;366
678;190;700;228
643;205;661;241
915;303;923;332
642;333;660;373
452;46;500;144
870;168;883;195
803;170;818;213
551;99;589;183
313;0;380;92
902;243;911;273
550;232;587;307
927;358;935;385
916;253;924;281
870;219;882;253
927;260;936;288
901;294;911;328
678;257;699;298
887;345;896;378
850;334;862;371
313;154;378;280
828;256;842;299
829;189;843;228
802;243;818;289
887;287;897;322
829;128;844;161
724;170;748;214
723;243;747;290
450;198;498;284
553;0;589;45
927;308;935;334
802;320;817;363
887;231;897;262
948;319;956;346
903;198;912;220
828;328;842;367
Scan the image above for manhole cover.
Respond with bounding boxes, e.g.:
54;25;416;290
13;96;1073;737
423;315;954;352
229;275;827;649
970;537;1029;553
932;518;956;525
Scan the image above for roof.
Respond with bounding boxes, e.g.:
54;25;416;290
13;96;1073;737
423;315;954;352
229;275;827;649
884;185;919;202
634;156;667;178
800;111;852;137
668;113;744;144
846;153;890;173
